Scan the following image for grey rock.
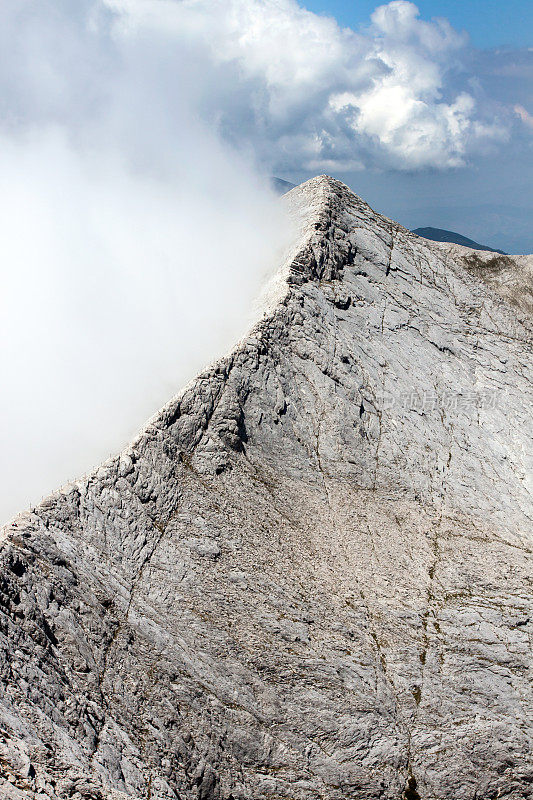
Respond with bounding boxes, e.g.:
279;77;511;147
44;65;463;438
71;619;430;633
0;176;531;800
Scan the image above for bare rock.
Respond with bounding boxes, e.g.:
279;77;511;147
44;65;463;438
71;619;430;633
0;176;531;800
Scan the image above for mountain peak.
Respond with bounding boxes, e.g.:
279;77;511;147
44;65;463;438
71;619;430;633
1;178;532;800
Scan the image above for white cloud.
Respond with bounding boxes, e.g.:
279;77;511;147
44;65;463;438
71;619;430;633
101;0;507;170
0;2;291;522
514;104;533;130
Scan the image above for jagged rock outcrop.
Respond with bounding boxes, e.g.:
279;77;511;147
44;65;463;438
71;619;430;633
0;176;531;800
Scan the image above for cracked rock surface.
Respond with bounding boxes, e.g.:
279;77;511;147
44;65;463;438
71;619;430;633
0;176;531;800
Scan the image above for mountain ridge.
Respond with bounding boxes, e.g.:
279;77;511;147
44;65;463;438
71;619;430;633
1;176;531;800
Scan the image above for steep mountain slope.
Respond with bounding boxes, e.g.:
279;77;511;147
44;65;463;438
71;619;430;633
412;226;507;254
0;177;531;800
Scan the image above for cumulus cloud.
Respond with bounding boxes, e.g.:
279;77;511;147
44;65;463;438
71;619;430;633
103;0;508;170
341;2;501;168
514;104;533;130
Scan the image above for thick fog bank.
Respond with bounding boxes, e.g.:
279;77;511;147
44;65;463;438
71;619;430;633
0;130;291;522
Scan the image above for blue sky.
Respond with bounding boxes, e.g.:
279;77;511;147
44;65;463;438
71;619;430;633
304;0;533;48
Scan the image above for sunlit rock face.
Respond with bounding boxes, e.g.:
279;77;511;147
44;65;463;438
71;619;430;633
0;176;531;800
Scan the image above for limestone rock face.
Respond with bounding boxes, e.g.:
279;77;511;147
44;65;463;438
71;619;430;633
0;176;531;800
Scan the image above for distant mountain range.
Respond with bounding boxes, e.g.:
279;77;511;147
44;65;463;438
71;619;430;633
411;226;507;254
270;176;296;194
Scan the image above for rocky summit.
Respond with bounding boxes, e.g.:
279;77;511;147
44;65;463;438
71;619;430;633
0;176;531;800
